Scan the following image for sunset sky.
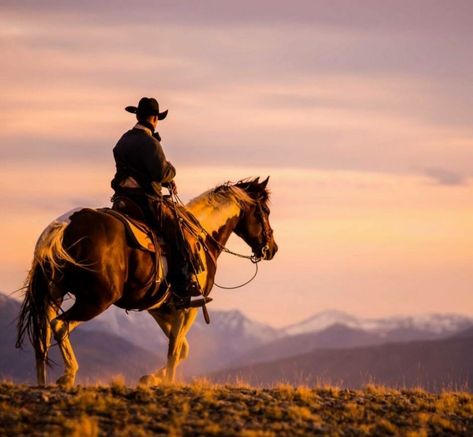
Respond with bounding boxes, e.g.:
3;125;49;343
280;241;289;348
1;0;473;327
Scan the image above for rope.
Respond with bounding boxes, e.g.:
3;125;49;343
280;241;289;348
214;261;259;290
169;191;261;290
168;192;206;297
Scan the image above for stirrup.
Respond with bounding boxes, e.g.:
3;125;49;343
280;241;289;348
173;295;212;310
189;297;213;308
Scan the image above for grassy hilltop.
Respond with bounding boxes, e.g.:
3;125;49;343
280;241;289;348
1;382;472;436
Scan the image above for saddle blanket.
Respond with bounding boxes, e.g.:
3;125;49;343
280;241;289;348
100;208;157;253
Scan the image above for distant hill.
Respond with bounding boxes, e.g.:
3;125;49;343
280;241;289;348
234;324;391;366
234;322;464;367
0;293;163;384
208;333;473;392
453;325;473;338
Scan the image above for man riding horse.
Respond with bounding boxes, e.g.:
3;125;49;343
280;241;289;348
16;96;278;387
111;97;204;309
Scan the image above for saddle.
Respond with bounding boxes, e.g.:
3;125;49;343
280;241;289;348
111;193;205;273
100;202;170;311
107;193;210;309
101;208;157;253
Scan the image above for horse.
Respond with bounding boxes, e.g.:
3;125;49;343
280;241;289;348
16;177;278;387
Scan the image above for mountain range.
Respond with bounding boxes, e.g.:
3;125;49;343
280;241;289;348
1;292;473;389
282;309;473;336
236;310;473;367
208;330;473;392
85;305;473;373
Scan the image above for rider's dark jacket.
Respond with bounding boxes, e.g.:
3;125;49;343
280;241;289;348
111;124;176;196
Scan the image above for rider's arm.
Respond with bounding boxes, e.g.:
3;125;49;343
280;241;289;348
142;138;176;184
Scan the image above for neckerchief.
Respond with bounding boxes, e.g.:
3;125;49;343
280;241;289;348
135;121;162;141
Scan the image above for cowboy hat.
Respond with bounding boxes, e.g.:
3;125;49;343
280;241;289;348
125;97;168;120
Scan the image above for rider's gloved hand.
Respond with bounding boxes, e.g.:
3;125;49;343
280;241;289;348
165;180;178;194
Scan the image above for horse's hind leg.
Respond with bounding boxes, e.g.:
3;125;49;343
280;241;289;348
36;304;58;386
51;298;112;387
50;316;82;387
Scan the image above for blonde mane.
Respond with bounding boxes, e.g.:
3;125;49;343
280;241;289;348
187;182;256;210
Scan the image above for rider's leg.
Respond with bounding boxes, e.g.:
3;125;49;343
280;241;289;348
148;199;202;308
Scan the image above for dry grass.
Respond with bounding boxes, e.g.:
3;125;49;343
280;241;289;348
0;381;472;436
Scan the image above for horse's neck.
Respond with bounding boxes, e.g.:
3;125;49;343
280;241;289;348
187;198;241;256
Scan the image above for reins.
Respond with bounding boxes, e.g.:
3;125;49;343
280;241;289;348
213;262;259;290
169;191;262;290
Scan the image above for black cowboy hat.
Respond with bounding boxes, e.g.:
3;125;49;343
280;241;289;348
125;97;168;120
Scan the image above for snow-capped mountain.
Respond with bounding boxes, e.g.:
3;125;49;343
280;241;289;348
282;310;473;336
190;309;280;344
231;311;473;368
282;310;360;336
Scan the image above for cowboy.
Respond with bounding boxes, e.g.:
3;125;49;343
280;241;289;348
111;97;204;309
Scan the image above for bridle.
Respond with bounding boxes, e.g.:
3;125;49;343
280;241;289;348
170;191;272;289
210;197;271;290
254;199;272;261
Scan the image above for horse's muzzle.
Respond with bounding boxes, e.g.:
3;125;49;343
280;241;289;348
262;242;278;260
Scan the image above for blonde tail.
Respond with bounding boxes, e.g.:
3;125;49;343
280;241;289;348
16;221;83;357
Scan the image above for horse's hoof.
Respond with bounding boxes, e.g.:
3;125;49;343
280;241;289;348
138;374;160;387
56;374;75;387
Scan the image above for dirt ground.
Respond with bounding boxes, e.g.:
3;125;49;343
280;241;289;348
1;381;472;436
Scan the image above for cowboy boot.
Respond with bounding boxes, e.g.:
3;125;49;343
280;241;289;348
170;264;212;309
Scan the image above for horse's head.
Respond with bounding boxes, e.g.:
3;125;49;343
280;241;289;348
234;177;278;260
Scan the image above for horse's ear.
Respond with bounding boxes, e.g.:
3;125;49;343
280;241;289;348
259;176;270;190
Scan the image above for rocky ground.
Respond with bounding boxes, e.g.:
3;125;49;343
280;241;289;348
0;381;472;436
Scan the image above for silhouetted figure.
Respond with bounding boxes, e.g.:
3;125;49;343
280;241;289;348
111;97;202;308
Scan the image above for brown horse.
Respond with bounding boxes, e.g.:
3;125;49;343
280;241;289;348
16;177;277;386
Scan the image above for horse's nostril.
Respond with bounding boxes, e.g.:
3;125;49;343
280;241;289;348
263;244;277;260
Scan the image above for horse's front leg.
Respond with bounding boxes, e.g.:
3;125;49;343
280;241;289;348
167;308;199;382
141;307;198;384
165;310;186;382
